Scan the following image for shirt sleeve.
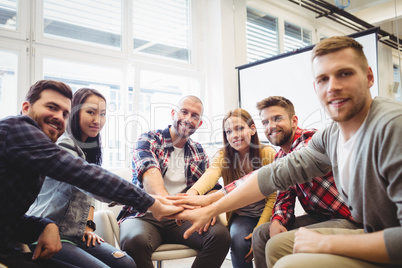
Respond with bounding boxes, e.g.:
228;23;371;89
190;150;224;195
271;188;297;226
255;192;277;228
6;117;155;212
132;132;162;182
14;215;54;244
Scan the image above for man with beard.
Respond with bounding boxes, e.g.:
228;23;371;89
251;96;360;268
0;80;182;268
168;36;402;267
117;96;231;268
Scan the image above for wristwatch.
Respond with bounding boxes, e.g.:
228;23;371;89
86;220;96;231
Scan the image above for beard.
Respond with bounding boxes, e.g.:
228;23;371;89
173;120;196;138
29;111;62;142
267;127;293;147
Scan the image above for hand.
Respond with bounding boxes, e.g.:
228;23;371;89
167;194;214;207
166;205;216;239
82;230;104;247
293;227;327;254
149;198;184;221
244;233;254;262
269;220;288;237
32;223;62;261
197;216;216;235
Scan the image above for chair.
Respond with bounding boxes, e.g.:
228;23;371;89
94;210;199;268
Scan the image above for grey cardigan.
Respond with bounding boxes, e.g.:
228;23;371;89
258;97;402;264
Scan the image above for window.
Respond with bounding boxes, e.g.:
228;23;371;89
138;70;200;131
246;8;278;63
0;49;18;118
43;58;127;169
393;64;401;101
133;0;191;62
43;0;122;48
0;0;17;31
284;21;312;52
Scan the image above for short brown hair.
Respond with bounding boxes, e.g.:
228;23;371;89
26;80;73;104
311;36;368;70
256;96;295;118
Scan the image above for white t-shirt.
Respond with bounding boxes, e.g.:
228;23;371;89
337;118;367;195
164;146;187;195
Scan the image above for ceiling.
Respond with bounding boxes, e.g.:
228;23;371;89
324;0;402;42
285;0;402;49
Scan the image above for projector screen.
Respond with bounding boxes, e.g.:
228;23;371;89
238;29;379;138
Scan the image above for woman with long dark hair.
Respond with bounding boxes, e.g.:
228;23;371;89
27;88;136;267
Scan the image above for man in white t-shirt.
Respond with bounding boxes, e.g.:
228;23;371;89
117;96;231;268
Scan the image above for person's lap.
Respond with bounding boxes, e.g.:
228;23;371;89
267;228;396;268
120;213;231;268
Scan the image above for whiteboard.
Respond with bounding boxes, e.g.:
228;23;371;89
238;29;379;139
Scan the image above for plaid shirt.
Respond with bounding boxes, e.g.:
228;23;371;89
221;128;354;227
0;116;154;255
271;127;354;227
118;126;214;221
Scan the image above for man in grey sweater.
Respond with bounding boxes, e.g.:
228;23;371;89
170;36;402;267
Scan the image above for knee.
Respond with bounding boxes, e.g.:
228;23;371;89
111;251;137;268
120;232;150;257
230;231;249;250
205;223;231;248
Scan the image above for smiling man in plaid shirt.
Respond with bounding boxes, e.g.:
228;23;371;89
117;96;230;268
251;96;360;268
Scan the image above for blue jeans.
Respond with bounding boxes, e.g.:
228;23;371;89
30;240;136;268
229;214;259;268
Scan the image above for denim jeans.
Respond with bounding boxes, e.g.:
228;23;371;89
229;214;259;268
120;213;231;268
30;240;136;268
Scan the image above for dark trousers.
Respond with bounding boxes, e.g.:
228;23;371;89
120;213;231;268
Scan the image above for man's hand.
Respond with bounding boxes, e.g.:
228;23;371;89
148;197;184;221
167;193;216;207
197;216;216;235
32;223;62;260
166;205;216;239
244;233;254;262
293;227;327;254
269;220;288;237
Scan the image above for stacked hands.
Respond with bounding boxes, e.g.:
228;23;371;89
151;194;329;255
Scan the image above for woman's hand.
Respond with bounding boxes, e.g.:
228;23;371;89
244;233;254;262
82;229;104;247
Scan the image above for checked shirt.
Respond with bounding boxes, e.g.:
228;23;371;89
118;126;218;221
271;127;354;227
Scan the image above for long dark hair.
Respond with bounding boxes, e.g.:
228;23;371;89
220;108;263;185
67;88;106;165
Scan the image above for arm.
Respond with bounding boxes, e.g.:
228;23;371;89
188;150;224;195
143;168;169;196
255;192;277;228
294;228;389;263
32;223;62;261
